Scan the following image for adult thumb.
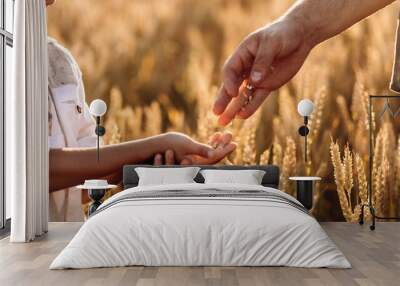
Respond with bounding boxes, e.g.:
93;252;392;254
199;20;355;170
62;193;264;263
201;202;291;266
250;39;276;85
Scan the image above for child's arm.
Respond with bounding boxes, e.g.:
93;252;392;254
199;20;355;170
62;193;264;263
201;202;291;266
49;132;235;191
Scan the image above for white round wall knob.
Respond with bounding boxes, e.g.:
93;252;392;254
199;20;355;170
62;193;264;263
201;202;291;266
89;99;107;117
297;99;314;117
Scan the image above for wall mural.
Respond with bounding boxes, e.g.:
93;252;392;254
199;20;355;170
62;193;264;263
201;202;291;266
47;0;400;221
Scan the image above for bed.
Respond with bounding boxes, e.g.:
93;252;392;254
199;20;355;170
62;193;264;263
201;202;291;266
50;165;351;269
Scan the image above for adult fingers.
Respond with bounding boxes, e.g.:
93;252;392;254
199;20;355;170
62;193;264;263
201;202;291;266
153;153;163;166
236;48;309;120
223;43;254;97
165;149;175;165
249;36;279;86
218;84;249;126
237;89;270;119
214;38;256;115
213;85;233;116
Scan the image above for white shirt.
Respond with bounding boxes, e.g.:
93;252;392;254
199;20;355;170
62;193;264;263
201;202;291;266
48;37;97;149
47;37;98;222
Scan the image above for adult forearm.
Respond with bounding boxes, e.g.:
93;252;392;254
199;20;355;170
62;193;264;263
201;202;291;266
49;134;167;191
284;0;396;46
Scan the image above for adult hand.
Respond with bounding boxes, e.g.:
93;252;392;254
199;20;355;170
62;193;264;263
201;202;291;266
153;149;176;165
162;132;236;165
213;17;314;126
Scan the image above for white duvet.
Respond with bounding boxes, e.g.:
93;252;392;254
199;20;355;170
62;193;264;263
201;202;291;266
50;183;351;269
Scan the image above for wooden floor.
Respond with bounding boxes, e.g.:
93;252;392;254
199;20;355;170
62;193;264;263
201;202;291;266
0;222;399;286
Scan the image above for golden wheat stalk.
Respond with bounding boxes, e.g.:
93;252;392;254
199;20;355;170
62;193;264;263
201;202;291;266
372;128;384;192
272;140;283;168
372;125;393;217
343;145;354;209
144;102;162;137
353;73;375;135
126;106;144;139
242;126;257;165
280;137;297;195
259;148;270;165
231;110;261;165
309;86;327;144
374;165;385;216
355;154;368;204
336;95;354;135
355;154;370;220
330;141;353;221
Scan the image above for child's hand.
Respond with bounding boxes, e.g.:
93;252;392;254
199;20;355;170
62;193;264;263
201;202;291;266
180;132;236;165
153;149;176;165
161;132;236;165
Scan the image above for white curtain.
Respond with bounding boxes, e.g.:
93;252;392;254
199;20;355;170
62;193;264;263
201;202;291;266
8;0;49;242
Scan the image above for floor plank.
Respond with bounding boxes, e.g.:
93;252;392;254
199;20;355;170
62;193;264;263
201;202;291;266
0;222;399;286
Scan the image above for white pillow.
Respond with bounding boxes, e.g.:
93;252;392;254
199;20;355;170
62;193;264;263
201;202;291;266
200;169;266;185
135;167;200;186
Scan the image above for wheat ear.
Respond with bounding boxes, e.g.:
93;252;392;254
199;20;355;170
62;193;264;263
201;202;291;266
330;141;352;221
355;154;370;220
343;145;354;210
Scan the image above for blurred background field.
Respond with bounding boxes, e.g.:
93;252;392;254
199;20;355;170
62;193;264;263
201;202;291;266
48;0;400;221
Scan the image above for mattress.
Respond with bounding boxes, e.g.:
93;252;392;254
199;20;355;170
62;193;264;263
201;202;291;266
50;183;351;269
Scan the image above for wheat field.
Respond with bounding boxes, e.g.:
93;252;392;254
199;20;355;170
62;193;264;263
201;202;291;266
48;0;400;221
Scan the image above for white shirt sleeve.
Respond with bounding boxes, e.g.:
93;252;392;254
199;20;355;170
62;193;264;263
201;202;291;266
75;74;99;148
48;37;103;148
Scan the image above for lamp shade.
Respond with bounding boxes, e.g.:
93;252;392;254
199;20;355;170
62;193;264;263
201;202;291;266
297;99;314;117
89;99;107;117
